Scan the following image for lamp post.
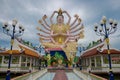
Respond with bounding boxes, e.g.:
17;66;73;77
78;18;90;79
37;44;46;69
78;45;85;70
38;45;43;53
2;19;25;80
37;45;44;69
78;46;82;70
94;16;118;80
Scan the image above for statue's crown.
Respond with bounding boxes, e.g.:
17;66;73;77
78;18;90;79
58;8;62;15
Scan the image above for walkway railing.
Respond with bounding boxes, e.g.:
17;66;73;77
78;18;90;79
0;66;39;73
12;68;47;80
74;69;107;80
91;67;120;72
82;66;120;73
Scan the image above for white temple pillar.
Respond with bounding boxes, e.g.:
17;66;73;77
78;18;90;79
35;59;38;66
1;56;4;66
101;55;104;67
85;58;87;66
33;58;35;66
19;55;22;67
30;57;32;67
94;56;97;67
32;58;34;67
89;57;91;67
29;57;32;71
35;58;36;66
86;58;88;66
25;57;28;67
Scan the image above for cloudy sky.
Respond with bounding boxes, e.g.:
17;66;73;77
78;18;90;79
0;0;120;50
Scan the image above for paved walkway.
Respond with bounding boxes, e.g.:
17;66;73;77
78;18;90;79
53;70;68;80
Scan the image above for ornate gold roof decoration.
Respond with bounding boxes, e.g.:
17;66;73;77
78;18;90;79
58;8;63;15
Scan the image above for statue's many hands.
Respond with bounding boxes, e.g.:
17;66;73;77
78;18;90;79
74;14;79;18
78;18;82;23
38;20;43;24
36;27;41;31
50;32;68;37
62;10;67;13
54;11;58;13
42;15;47;20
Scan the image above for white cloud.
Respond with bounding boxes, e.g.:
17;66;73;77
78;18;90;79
0;0;120;49
108;0;120;10
78;24;103;46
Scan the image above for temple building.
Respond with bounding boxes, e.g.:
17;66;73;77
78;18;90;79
80;41;120;73
0;39;41;73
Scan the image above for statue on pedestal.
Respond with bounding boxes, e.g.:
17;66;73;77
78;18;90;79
37;9;84;66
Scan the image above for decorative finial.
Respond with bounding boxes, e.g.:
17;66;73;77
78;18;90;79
58;8;63;15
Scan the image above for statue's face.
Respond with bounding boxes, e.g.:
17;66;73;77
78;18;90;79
57;15;64;24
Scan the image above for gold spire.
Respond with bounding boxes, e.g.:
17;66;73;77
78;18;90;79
58;8;63;15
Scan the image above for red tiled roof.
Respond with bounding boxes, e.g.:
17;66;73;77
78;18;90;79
0;47;40;58
81;48;98;57
19;45;40;57
81;47;120;57
101;49;120;54
81;43;104;57
0;50;20;54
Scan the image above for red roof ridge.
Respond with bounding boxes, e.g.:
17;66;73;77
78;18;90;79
18;41;40;55
81;42;105;57
109;48;120;51
100;48;120;54
19;45;40;57
82;42;104;54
